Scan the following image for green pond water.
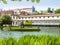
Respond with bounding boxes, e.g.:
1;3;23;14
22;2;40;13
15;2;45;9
0;27;60;38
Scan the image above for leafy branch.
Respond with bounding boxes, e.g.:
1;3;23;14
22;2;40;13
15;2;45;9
1;0;40;4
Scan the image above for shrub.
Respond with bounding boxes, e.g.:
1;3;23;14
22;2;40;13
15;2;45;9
11;28;40;31
24;21;32;26
3;26;40;31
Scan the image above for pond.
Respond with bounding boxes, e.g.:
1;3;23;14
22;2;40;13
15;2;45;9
0;27;60;38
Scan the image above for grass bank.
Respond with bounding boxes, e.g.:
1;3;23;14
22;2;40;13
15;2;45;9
0;35;60;45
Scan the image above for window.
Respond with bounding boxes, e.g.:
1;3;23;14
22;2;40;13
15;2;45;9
57;16;59;18
39;17;41;18
22;17;24;19
48;16;49;18
19;18;21;19
13;16;15;19
25;17;27;19
28;17;30;18
16;16;18;19
52;16;54;18
16;22;17;24
32;17;33;18
43;16;45;18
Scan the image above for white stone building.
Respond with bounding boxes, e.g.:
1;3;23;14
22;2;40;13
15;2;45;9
11;14;60;26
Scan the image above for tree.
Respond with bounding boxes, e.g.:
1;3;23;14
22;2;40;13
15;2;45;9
1;14;12;25
47;8;54;13
40;11;43;14
1;14;12;30
1;0;40;4
47;8;51;13
55;9;60;14
32;11;39;15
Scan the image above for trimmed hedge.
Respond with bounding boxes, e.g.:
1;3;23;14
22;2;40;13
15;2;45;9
3;26;40;31
11;28;40;31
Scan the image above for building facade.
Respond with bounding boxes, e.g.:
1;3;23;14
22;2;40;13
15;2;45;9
11;14;60;26
0;7;60;26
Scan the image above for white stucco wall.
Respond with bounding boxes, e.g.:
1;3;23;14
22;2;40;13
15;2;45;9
11;15;60;26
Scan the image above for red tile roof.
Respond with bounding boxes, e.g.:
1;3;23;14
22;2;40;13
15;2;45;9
14;8;32;10
17;14;60;18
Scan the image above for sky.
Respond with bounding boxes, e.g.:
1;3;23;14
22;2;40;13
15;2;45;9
0;0;60;11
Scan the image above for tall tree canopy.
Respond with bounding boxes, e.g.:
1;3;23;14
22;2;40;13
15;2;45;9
47;8;51;13
1;0;40;4
1;14;12;25
0;14;12;30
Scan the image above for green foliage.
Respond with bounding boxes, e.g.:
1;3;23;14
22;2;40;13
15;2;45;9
32;11;40;15
36;0;40;3
47;8;51;13
18;35;60;45
31;0;40;3
27;0;29;2
0;38;7;45
2;0;7;4
24;21;32;25
3;26;10;31
55;9;60;14
11;28;40;31
1;14;12;25
0;14;12;30
0;39;4;45
18;0;21;2
31;0;35;3
0;35;60;45
3;26;40;31
11;26;20;29
11;0;15;1
1;0;40;4
40;11;43;14
7;38;17;45
11;0;21;2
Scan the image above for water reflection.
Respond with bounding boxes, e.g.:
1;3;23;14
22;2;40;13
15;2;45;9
0;27;60;38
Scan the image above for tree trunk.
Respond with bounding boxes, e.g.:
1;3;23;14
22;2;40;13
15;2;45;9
9;25;11;31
